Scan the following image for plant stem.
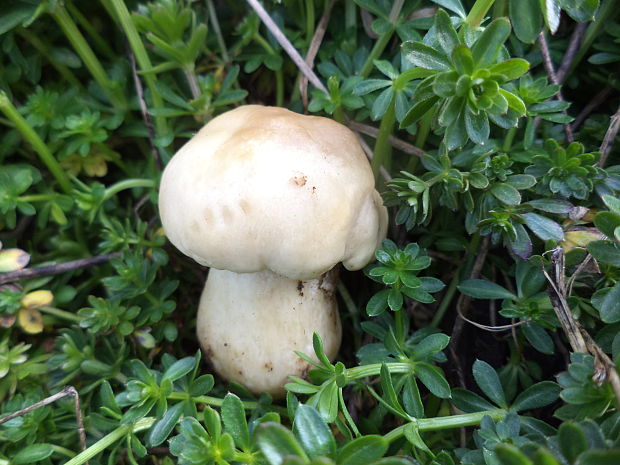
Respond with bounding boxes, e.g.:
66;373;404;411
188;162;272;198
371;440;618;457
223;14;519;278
492;0;506;18
167;392;289;416
566;0;620;80
183;67;202;100
305;0;315;43
39;306;81;323
339;388;361;437
359;0;405;77
103;178;156;202
502;126;517;152
206;0;229;63
465;0;496;28
104;0;169;137
52;445;76;458
16;28;82;89
0;92;72;194
18;194;58;203
372;97;396;181
48;3;125;109
63;417;155;465
406;110;433;173
345;0;357;50
67;0;116;60
430;270;460;327
384;409;506;443
346;362;413;380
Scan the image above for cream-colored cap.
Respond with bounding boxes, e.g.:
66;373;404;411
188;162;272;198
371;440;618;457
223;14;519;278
159;105;387;280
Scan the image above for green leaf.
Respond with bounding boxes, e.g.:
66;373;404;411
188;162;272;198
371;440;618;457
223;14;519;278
403;376;424;417
589;240;620;266
491;183;522;206
12;444;54;464
510;0;543;43
500;89;527;115
293;405;336;459
490;59;531;80
527;198;573;214
471;18;511;67
367;289;390;316
222;393;250;451
465;107;489;145
430;0;467;18
387;289;404;311
147;401;185;447
473;359;507;408
371;87;394;120
521;212;564;241
415;362;451;398
577;450;620;465
559;0;599;22
380;363;409;418
451;388;497;412
458;279;517;300
413;333;451;360
558;422;588;463
317;380;339;422
258;422;309;464
511;381;560;411
434;9;460;55
594;211;620;238
451;45;474;75
354;79;392;96
541;0;561;33
494;444;533;465
162;356;195;381
401;96;439;127
401;42;451;71
597;282;620;323
337;435;388;465
522;322;555;354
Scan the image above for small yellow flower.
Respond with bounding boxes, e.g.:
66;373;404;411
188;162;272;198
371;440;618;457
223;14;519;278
17;290;54;334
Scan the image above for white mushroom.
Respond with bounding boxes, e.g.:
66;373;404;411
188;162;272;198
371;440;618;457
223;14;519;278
159;105;387;395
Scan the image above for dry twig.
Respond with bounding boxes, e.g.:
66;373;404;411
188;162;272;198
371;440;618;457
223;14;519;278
0;386;88;462
543;247;620;406
245;0;327;94
570;86;613;132
126;41;162;170
537;32;574;143
598;101;620;168
348;121;426;158
557;22;588;83
0;253;120;285
300;0;335;109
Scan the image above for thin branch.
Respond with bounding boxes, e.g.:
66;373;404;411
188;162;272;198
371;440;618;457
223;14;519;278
538;32;574;143
571;86;613;132
449;235;491;387
301;0;335;109
557;22;588;83
0;253;120;285
544;247;620;407
245;0;327;94
355;133;392;182
126;40;162;170
0;386;88;462
598;101;620;168
348;121;426;157
206;0;229;63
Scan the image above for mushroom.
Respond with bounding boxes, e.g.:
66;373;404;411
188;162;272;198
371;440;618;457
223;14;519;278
159;105;387;395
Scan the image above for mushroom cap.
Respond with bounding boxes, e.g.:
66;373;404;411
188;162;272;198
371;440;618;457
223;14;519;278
159;105;387;280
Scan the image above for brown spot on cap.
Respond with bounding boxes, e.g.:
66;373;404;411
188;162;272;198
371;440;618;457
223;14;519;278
297;281;304;297
290;175;307;187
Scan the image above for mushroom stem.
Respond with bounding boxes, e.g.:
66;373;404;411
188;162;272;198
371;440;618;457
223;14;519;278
196;268;342;396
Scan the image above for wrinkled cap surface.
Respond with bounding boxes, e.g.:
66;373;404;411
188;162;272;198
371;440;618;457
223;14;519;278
159;105;387;280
